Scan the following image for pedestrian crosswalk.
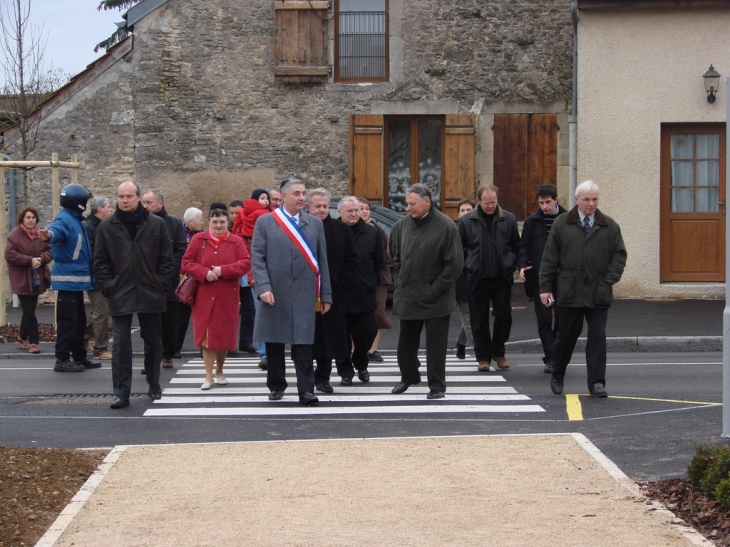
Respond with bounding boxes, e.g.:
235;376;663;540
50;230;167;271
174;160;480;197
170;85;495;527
144;356;545;417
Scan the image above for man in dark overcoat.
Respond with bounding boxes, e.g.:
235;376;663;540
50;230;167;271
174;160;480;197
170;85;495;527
335;196;382;385
540;180;627;398
307;189;358;394
251;178;333;406
94;181;175;409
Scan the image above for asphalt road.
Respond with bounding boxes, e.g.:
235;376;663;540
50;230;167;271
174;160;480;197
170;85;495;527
0;351;723;481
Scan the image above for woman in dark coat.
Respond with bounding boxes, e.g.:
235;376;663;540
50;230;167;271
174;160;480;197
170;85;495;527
182;204;250;389
174;207;204;358
4;205;52;353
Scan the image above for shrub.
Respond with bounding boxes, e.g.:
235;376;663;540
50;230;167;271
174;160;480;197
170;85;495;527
699;446;730;498
687;444;724;486
714;477;730;508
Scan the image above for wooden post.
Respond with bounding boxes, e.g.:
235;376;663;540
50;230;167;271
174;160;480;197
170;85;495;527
70;154;77;184
51;153;60;331
51;153;60;217
0;162;6;326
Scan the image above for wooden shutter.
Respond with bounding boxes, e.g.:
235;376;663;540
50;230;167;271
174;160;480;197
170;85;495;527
274;1;329;83
443;114;476;219
350;114;384;203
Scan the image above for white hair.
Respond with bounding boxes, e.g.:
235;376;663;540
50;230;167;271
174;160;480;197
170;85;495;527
337;196;361;211
183;207;203;224
307;188;331;203
575;180;600;198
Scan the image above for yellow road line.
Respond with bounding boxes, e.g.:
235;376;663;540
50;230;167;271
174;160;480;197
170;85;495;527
609;396;720;406
566;394;583;421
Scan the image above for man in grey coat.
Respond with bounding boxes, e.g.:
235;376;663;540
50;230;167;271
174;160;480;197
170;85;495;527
251;178;332;406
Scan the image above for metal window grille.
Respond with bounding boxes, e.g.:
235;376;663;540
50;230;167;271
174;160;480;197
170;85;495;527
338;11;387;79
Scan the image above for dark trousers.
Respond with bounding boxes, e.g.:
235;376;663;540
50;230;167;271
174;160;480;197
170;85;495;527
551;306;608;389
176;303;192;354
18;294;39;344
266;343;314;394
160;300;179;360
335;311;377;380
469;277;512;361
239;285;256;349
112;313;162;399
55;290;87;361
530;282;559;364
397;315;450;392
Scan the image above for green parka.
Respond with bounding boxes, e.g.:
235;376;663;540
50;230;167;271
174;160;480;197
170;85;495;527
539;207;627;308
388;206;464;320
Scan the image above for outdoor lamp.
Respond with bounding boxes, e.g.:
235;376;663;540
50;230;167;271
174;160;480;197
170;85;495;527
703;65;721;103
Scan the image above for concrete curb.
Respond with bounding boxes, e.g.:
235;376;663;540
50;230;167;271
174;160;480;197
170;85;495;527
506;336;722;353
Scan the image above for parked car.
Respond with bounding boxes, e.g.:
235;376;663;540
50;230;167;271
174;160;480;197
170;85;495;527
327;202;403;236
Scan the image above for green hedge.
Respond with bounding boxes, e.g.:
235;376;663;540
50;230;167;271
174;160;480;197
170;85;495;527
687;444;730;507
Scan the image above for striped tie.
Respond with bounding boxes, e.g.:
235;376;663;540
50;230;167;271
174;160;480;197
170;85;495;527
583;216;591;232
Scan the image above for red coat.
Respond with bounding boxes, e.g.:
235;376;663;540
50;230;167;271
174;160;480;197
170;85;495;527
181;231;251;350
4;226;52;295
240;199;270;238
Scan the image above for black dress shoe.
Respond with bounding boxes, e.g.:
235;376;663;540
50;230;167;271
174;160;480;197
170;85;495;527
357;370;370;383
240;346;257;354
75;358;102;370
367;350;383;362
53;359;85;372
141;367;147;375
426;389;445;399
550;377;564;395
268;390;284;401
110;397;130;409
147;389;162;400
590;382;608;398
258;358;268;370
315;382;334;394
340;377;353;386
543;361;553;374
456;343;466;360
299;392;319;406
391;378;421;394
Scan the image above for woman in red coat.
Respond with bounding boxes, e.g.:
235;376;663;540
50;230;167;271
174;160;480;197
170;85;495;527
4;205;52;353
181;204;250;389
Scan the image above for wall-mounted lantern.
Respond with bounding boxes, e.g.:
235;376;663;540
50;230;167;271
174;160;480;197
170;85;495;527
703;65;721;103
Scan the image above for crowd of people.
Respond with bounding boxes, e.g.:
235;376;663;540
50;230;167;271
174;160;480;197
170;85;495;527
4;177;626;408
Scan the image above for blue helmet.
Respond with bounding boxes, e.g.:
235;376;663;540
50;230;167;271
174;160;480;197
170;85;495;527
60;183;93;212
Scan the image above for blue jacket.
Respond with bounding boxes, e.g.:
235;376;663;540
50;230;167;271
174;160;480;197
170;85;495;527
47;208;95;291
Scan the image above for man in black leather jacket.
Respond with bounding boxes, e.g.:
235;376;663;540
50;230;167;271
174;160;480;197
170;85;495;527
458;184;519;373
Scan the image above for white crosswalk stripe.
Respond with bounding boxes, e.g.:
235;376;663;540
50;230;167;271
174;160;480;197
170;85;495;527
145;356;545;417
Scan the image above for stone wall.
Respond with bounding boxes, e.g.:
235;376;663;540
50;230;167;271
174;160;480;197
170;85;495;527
4;0;573;220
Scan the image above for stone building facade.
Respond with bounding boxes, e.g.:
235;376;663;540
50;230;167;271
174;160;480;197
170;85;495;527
2;0;573;223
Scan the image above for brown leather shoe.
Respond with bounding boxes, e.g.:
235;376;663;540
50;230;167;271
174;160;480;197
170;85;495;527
477;360;491;372
494;356;510;370
94;350;112;360
162;359;174;368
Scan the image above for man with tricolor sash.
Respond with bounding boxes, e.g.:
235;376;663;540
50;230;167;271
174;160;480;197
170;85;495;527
251;178;332;406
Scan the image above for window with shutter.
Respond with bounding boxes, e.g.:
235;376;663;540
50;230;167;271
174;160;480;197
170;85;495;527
274;1;329;83
350;114;475;218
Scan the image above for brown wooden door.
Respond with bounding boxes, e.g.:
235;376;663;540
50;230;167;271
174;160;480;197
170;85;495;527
660;123;726;282
493;113;558;220
350;114;384;202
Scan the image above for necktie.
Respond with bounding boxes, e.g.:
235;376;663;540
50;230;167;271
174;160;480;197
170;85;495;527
583;216;591;232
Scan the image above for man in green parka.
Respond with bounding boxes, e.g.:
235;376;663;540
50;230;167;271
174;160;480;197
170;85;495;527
388;183;464;400
539;180;627;398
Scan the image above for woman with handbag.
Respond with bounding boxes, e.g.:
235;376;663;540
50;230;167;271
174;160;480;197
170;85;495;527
181;203;250;389
4;205;52;353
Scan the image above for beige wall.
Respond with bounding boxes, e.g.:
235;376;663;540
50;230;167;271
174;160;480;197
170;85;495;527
578;7;729;299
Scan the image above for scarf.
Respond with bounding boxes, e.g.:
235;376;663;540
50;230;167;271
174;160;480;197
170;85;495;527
116;203;146;240
20;224;39;240
208;230;230;249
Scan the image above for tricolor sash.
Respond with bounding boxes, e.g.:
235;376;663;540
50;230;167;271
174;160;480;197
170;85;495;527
272;207;321;311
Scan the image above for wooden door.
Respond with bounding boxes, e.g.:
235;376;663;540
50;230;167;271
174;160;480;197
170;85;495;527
660;123;726;282
493;113;558;220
